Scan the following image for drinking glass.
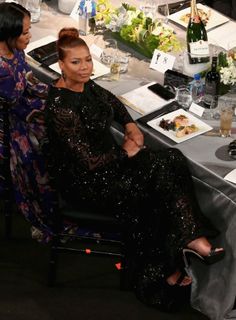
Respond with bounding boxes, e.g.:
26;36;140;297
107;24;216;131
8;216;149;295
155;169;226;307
140;0;157;19
100;39;118;65
157;0;169;24
110;57;121;81
219;105;233;137
117;52;130;74
175;85;192;110
25;0;42;23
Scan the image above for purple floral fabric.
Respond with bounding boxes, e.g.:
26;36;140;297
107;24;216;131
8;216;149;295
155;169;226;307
0;50;66;242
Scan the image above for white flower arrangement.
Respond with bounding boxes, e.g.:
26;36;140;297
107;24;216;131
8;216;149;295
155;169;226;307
219;56;236;86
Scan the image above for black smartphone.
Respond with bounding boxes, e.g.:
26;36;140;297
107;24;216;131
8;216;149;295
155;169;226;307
148;83;175;100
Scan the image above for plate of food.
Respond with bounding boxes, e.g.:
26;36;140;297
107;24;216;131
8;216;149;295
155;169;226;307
168;3;229;31
147;108;213;143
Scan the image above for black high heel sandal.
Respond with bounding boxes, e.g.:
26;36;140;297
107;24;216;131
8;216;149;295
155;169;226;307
183;248;225;268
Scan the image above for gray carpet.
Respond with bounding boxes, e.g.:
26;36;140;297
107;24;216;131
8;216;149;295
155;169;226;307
0;211;209;320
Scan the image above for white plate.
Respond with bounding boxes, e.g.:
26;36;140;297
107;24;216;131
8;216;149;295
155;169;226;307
147;108;213;143
168;4;229;31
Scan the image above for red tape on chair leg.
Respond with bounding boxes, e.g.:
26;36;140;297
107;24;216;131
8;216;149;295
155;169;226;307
115;262;122;270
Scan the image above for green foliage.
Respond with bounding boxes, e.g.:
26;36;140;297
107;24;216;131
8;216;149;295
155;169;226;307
144;34;160;54
121;3;136;11
119;25;137;42
218;52;228;68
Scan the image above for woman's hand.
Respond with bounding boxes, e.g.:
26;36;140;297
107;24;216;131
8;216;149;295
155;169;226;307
124;122;144;148
122;138;141;158
122;123;145;157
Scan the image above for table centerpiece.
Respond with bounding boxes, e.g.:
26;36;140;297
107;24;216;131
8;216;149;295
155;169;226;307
95;0;182;58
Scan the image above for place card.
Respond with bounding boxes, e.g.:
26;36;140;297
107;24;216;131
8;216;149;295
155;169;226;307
150;49;175;74
189;102;205;117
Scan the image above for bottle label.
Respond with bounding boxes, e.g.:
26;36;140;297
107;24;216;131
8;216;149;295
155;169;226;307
189;40;209;58
79;0;96;17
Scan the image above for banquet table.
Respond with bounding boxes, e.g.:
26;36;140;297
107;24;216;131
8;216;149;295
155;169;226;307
27;1;236;319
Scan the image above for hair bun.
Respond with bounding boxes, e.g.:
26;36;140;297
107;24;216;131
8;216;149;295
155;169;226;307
58;27;79;40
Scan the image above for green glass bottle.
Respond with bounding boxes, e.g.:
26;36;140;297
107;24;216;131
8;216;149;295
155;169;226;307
187;0;210;64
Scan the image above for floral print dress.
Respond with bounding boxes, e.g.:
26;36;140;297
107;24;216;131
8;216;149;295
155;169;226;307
0;50;58;242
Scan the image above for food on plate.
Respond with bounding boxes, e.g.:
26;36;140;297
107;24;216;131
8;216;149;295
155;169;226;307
159;114;199;138
173;115;189;128
180;8;211;25
176;124;198;137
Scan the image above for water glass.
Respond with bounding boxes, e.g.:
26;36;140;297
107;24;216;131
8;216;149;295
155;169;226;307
25;0;42;23
117;52;129;73
110;56;120;81
100;39;118;65
175;85;192;110
220;106;233;137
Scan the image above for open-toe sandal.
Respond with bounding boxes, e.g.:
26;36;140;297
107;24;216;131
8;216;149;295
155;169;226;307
183;247;225;267
175;271;192;286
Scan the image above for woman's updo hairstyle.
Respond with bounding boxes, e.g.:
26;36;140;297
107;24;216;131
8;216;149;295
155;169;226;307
57;27;88;61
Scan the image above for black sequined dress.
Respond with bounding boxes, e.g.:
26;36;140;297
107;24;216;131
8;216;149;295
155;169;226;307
44;80;216;310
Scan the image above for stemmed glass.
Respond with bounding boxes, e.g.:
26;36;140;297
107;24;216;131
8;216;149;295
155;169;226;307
140;0;157;20
157;0;169;24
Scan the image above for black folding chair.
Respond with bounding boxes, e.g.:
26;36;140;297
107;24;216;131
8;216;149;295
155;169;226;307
1;101;130;289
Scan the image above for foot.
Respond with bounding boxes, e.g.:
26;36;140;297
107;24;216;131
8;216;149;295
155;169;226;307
187;237;224;257
166;270;192;287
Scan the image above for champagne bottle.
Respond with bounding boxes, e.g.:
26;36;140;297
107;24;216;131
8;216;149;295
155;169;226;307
204;56;220;108
187;0;210;64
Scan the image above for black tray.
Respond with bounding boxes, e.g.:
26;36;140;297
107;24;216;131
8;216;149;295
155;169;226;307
137;101;181;126
27;40;58;66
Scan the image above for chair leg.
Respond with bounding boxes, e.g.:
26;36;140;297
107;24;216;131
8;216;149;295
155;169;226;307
119;236;132;291
48;242;58;287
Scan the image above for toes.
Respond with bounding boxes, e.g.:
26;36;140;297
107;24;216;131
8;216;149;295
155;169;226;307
179;276;192;286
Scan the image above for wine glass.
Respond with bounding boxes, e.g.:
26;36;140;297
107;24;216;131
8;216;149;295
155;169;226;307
140;0;157;20
157;0;169;24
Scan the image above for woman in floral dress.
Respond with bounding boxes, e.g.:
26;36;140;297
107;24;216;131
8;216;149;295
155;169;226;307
0;2;57;242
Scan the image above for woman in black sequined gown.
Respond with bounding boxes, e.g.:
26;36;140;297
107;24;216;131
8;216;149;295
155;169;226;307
43;28;224;311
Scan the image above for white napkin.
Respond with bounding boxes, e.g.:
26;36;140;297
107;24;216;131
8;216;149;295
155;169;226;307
224;169;236;184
